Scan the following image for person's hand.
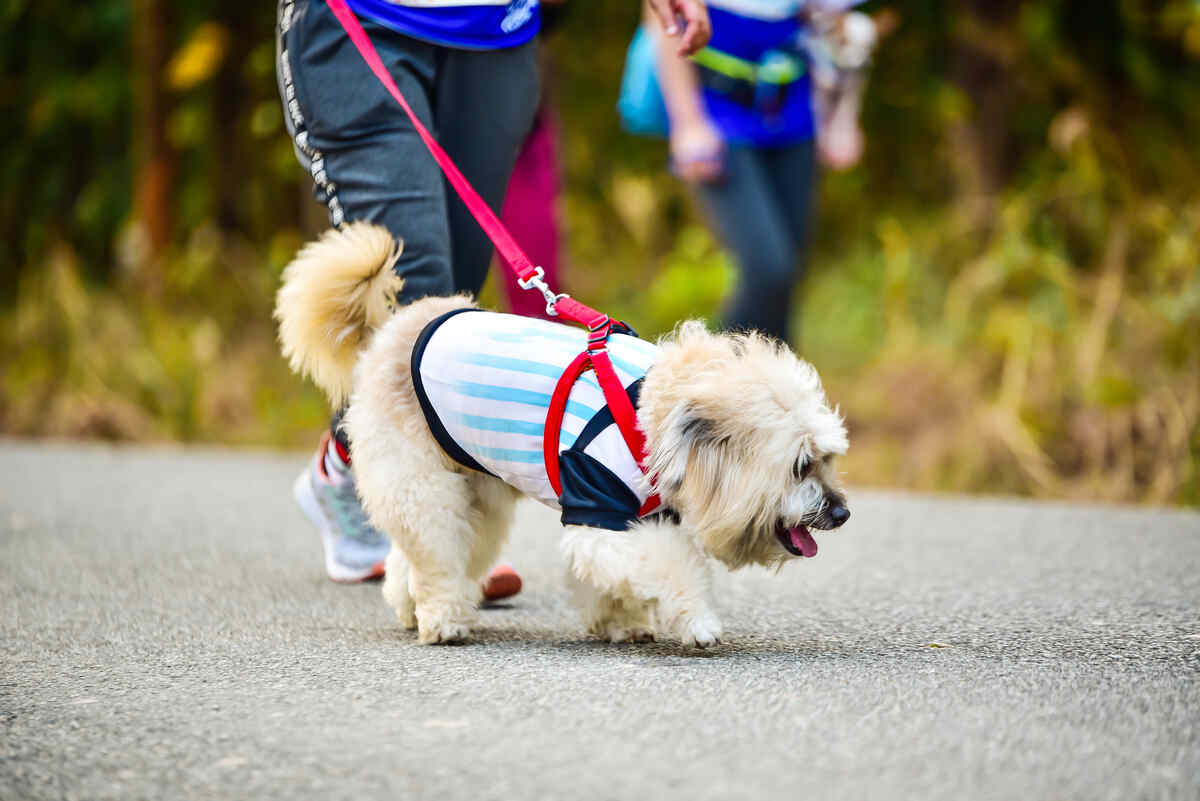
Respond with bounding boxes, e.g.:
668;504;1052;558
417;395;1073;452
669;117;725;183
818;123;864;170
817;77;866;170
646;0;711;56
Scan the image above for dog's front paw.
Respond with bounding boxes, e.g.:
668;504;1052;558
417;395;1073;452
680;614;723;649
595;621;656;644
418;619;471;645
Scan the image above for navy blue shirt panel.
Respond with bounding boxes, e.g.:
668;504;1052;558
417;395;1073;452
558;449;643;531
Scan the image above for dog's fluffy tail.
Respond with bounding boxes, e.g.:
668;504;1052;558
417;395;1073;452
274;222;404;407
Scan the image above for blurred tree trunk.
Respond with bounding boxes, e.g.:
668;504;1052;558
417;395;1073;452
948;1;1021;231
130;0;173;291
215;0;250;232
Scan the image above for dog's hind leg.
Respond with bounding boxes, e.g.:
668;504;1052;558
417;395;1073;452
382;546;416;629
350;426;483;644
464;473;520;591
562;518;722;648
387;484;482;644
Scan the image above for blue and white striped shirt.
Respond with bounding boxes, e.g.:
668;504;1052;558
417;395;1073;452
411;309;662;529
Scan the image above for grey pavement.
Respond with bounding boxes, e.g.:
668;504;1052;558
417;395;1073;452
1;439;1198;801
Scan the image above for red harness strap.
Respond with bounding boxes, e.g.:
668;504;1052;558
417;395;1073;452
542;318;662;518
327;0;661;517
543;352;591;499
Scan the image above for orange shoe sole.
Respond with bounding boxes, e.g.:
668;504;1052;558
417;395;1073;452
482;564;522;602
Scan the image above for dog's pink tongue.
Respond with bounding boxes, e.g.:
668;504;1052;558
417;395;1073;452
789;527;818;558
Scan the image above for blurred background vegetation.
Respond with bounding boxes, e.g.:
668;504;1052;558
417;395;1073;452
2;0;1198;504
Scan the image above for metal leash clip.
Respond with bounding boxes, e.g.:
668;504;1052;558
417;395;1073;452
517;266;570;317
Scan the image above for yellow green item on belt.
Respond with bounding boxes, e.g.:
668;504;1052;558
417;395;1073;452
690;47;805;86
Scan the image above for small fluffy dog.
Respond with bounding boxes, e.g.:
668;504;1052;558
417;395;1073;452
276;222;850;647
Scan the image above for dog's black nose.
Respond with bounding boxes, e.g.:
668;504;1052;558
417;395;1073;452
827;504;850;528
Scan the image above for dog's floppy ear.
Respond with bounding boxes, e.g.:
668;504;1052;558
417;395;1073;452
650;403;722;493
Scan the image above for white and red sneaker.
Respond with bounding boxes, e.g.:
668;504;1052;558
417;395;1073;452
293;433;525;598
293;432;388;583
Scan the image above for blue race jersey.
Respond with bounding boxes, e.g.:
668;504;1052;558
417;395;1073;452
693;1;814;145
346;0;540;50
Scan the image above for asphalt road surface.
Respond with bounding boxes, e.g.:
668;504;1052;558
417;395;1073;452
1;440;1197;801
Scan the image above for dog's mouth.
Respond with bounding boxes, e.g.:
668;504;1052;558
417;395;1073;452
775;523;818;558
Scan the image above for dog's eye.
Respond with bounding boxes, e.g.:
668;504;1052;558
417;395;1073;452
792;457;810;480
822;453;834;466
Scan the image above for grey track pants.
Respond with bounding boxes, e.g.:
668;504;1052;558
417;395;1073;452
693;140;817;344
276;0;540;447
276;0;540;301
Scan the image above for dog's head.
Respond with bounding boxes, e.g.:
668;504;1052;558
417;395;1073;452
641;322;849;569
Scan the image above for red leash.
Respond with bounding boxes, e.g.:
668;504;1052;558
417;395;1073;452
325;0;659;515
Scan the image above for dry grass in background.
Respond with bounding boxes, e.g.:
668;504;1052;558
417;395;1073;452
3;4;1198;506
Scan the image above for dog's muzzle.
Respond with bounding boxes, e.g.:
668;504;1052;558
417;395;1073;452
775;494;851;559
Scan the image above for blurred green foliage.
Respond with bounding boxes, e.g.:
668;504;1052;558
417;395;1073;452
2;0;1198;504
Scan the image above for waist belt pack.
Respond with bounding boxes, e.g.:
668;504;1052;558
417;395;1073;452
695;47;804;115
618;29;806;135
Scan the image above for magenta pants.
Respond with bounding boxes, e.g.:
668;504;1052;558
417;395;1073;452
497;103;563;320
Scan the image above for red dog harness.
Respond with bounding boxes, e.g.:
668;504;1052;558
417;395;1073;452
326;0;660;516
